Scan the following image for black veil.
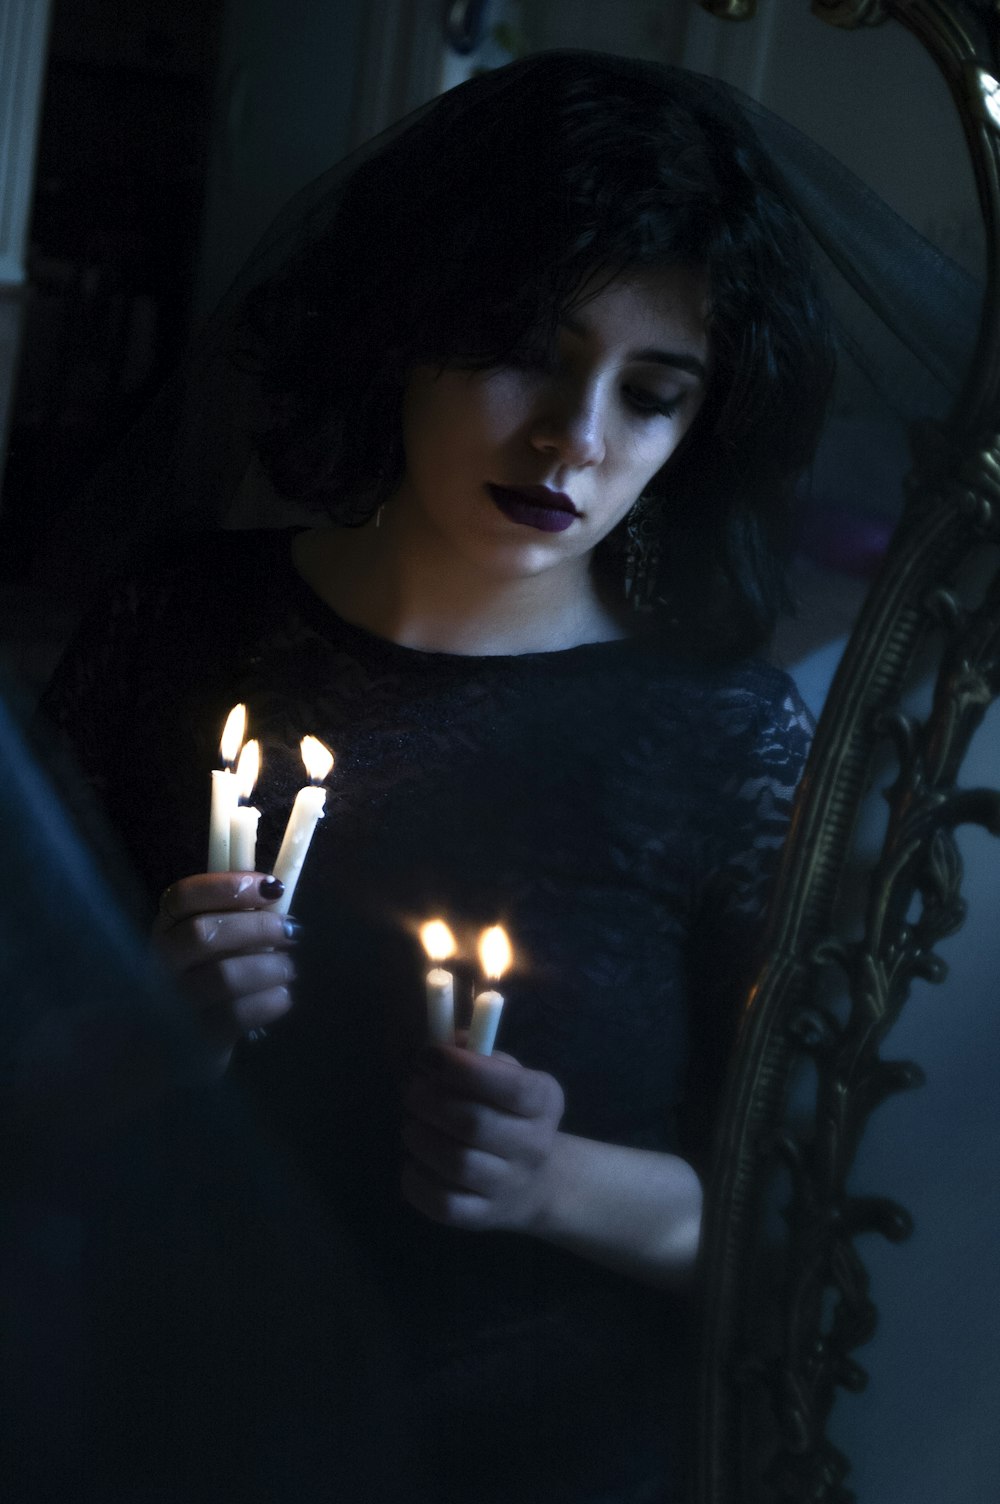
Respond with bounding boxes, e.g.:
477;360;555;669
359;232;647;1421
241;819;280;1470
41;50;982;608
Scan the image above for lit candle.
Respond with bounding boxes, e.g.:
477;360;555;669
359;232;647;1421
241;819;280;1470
207;703;246;872
229;739;261;871
420;919;457;1046
270;735;334;916
468;925;512;1056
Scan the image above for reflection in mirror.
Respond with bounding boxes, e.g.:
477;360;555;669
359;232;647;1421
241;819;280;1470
828;700;1000;1500
690;2;1000;1494
725;630;1000;1499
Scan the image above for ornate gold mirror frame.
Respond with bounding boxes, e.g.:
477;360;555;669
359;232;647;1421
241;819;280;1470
695;1;1000;1499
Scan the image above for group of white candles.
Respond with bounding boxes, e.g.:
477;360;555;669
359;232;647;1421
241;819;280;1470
421;919;511;1057
207;703;334;917
207;706;512;1055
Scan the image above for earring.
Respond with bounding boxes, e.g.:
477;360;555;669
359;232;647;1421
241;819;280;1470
624;493;661;613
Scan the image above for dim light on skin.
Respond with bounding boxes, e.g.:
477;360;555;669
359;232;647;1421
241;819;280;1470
393;268;709;599
293;266;712;661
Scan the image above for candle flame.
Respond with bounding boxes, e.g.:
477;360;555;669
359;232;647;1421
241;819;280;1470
301;735;334;783
233;739;260;800
478;925;512;980
220;703;247;766
420;919;457;963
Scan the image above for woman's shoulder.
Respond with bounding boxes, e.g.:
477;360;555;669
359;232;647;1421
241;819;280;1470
702;655;814;740
635;641;812;737
615;648;814;822
139;526;296;599
41;530;301;729
91;527;301;652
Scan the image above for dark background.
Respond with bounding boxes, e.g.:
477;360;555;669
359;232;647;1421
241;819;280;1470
0;0;225;588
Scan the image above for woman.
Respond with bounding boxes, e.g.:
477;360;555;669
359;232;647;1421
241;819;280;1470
40;50;946;1504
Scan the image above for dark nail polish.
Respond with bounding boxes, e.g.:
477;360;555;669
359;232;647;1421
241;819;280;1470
259;877;285;900
283;918;302;940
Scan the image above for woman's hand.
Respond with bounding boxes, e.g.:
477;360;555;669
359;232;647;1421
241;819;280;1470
401;1045;565;1233
152;872;298;1067
402;1042;703;1288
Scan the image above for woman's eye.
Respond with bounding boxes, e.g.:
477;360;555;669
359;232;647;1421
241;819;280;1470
625;387;682;419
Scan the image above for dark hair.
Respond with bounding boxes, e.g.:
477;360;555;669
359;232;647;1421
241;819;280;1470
239;52;835;656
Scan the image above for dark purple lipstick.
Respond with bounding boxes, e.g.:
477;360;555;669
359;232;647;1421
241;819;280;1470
486;484;580;534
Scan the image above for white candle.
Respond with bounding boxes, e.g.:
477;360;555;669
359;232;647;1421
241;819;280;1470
419;919;457;1045
207;704;246;872
270;735;334;916
468;925;513;1057
468;990;504;1056
426;970;456;1045
229;739;261;872
230;807;261;871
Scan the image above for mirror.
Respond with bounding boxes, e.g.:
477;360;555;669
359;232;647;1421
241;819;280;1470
688;3;1000;1501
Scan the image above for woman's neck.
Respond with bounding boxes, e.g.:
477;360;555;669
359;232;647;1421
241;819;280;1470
291;521;630;656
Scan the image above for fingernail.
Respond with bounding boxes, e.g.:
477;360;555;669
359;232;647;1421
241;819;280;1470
259;877;285;900
282;918;302;940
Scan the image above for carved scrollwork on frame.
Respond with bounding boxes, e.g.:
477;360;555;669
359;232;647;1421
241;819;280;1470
759;515;1000;1500
700;459;1000;1502
695;4;1000;1503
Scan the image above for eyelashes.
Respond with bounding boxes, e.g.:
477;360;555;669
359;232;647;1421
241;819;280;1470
623;388;683;420
504;359;685;422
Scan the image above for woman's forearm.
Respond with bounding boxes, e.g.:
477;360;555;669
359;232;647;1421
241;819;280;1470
525;1132;703;1290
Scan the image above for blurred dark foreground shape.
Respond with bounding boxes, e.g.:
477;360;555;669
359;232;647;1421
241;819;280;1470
0;671;389;1504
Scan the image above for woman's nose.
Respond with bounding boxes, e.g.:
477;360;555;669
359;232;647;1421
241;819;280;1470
529;385;606;467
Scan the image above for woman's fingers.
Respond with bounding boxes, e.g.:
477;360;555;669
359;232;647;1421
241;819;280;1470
152;872;284;936
183;948;297;1009
199;985;295;1051
403;1070;557;1169
401;1116;505;1195
400;1158;492;1230
412;1046;563;1120
154;908;298;972
150;872;299;1062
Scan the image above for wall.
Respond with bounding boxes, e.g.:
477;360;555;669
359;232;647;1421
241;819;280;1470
194;0;368;318
521;0;981;271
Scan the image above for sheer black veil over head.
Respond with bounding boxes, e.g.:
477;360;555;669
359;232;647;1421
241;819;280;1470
48;50;981;657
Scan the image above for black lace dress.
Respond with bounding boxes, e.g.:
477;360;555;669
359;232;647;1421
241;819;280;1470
41;529;813;1504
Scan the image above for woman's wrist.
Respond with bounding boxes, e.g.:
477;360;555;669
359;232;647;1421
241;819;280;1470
522;1130;704;1289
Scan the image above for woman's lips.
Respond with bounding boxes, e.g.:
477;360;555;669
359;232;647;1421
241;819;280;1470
486;484;580;534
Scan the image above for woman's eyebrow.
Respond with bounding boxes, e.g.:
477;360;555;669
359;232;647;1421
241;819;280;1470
630;347;707;380
559;314;707;381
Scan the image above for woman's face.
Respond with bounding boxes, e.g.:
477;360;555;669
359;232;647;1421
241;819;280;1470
394;266;710;586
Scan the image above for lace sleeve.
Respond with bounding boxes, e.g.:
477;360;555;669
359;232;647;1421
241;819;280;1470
705;682;815;929
679;674;814;1163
